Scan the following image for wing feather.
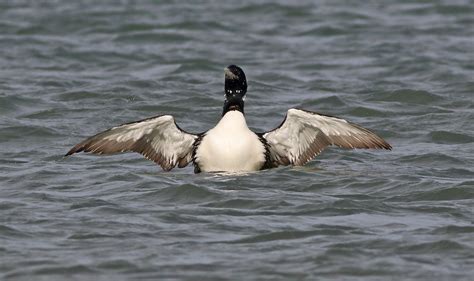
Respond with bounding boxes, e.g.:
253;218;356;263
263;108;391;166
66;115;197;171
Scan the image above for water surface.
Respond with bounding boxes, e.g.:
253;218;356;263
1;1;473;280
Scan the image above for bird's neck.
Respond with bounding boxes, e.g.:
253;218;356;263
222;100;244;116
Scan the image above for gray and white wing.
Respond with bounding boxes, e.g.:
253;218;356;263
263;108;391;166
66;115;198;171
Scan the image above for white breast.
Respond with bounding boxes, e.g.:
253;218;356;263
195;111;266;172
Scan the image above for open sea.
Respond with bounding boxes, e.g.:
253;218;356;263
1;1;473;280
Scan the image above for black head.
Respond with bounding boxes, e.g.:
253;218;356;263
223;65;247;115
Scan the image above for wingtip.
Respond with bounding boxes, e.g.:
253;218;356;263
378;137;392;150
377;139;392;151
64;144;84;157
64;149;76;157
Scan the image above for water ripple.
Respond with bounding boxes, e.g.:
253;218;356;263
1;0;473;280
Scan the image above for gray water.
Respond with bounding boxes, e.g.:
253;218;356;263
1;1;473;280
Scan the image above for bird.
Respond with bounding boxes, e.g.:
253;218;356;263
65;65;391;173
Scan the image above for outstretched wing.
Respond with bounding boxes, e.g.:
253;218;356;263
65;115;198;171
263;108;391;166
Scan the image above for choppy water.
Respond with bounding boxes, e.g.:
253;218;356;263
1;1;473;280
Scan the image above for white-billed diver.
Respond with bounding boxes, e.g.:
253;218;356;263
65;65;391;173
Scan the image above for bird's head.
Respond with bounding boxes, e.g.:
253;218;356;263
223;65;247;115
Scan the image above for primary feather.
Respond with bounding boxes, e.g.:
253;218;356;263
263;109;391;166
